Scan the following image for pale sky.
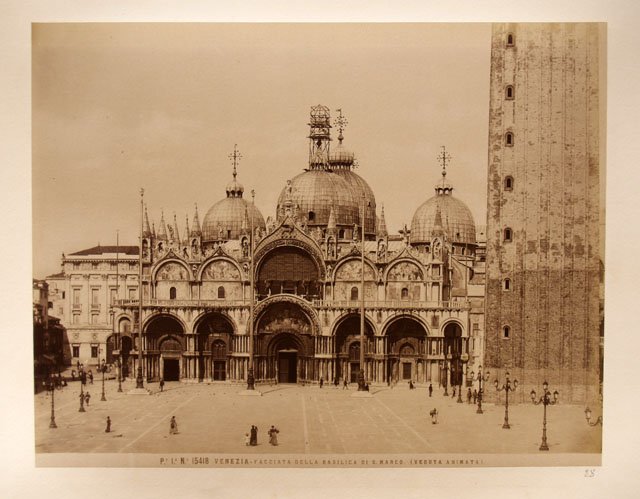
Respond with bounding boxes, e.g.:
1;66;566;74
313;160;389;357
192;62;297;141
32;23;491;278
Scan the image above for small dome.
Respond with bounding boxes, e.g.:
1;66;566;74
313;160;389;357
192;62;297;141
276;170;359;228
202;168;265;242
328;142;355;166
410;185;476;245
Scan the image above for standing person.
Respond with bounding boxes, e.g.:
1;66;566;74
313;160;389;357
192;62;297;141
467;388;472;404
268;425;279;446
452;387;456;398
343;379;348;390
89;371;94;384
84;392;91;406
170;416;178;435
159;379;165;392
105;416;111;433
473;389;478;404
409;380;414;390
428;383;433;397
319;377;323;389
244;433;250;446
250;425;258;446
334;377;339;388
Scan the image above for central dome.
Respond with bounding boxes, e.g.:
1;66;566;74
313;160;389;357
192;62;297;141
277;170;359;229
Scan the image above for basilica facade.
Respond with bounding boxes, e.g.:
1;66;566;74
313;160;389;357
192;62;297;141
103;105;486;387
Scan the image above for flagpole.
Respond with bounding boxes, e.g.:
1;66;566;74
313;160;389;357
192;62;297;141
247;189;256;390
358;194;366;391
135;188;145;389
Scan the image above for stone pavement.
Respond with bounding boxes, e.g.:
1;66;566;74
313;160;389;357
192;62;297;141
35;380;602;455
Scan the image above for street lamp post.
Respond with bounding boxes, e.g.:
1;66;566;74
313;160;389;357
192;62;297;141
494;371;518;429
457;353;468;403
443;353;452;396
100;359;107;401
117;357;123;393
531;381;559;451
78;370;86;412
471;366;490;414
584;407;603;426
48;374;57;429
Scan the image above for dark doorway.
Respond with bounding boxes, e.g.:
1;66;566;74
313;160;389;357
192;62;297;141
277;351;297;383
350;362;360;383
213;360;226;381
120;336;132;378
163;359;180;381
402;362;412;380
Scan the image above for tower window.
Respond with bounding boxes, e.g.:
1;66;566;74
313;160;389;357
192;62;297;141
506;33;515;47
401;288;409;300
217;286;225;299
505;132;514;146
504;228;513;242
504;176;514;190
350;286;359;301
169;287;177;300
308;211;315;222
338;229;345;239
503;278;511;291
505;85;514;100
503;325;511;339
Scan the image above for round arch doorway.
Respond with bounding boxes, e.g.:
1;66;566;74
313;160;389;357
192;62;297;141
271;333;302;384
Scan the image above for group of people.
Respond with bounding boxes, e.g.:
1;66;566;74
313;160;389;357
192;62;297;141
244;425;280;446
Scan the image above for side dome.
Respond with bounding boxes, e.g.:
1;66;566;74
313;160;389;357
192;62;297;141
276;170;359;228
201;167;266;242
410;185;476;245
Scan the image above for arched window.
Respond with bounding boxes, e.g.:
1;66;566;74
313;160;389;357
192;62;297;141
506;33;514;46
169;287;177;300
505;131;514;146
504;176;514;190
308;211;315;222
350;286;359;301
505;85;514;100
401;287;409;300
338;229;345;239
503;278;511;291
504;228;513;242
503;325;511;339
217;286;225;299
212;340;226;359
349;343;360;361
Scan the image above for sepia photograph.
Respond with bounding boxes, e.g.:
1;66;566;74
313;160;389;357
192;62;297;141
30;21;605;469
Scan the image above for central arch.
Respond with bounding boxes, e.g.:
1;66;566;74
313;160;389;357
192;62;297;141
384;316;429;384
255;301;315;383
144;314;185;382
194;312;235;382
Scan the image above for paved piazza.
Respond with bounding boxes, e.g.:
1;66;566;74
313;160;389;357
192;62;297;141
35;380;601;455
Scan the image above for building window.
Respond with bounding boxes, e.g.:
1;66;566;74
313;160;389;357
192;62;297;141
90;313;98;324
503;326;511;339
308;211;315;222
505;131;514;146
73;288;80;305
61;291;65;299
504;228;513;242
504;176;514;190
217;286;225;299
128;288;136;299
91;288;99;305
92;263;99;269
110;288;117;305
129;263;136;270
503;278;511;291
110;263;117;270
169;287;177;300
91;345;99;358
72;345;80;358
72;314;79;324
505;85;514;100
338;229;345;239
506;33;514;46
350;286;359;301
401;287;409;300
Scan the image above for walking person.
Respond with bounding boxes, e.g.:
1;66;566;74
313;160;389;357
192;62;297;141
473;389;478;404
244;432;250;446
170;416;179;435
268;425;279;446
452;387;456;398
89;371;94;384
343;379;348;390
84;392;91;406
159;378;165;392
334;377;339;388
105;416;111;433
319;377;323;389
467;388;472;404
428;383;433;397
250;425;258;446
409;380;414;390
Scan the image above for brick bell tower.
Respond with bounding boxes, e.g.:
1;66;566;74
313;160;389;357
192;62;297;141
484;23;604;404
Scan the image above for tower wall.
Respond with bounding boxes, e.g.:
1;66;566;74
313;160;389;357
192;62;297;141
485;23;602;404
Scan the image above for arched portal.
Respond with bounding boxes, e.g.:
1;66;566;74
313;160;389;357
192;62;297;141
385;317;429;384
256;301;315;383
256;246;321;299
145;314;185;382
194;313;234;382
334;315;375;384
444;322;464;387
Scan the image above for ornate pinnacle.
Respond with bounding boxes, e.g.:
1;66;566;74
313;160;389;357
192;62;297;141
229;144;242;178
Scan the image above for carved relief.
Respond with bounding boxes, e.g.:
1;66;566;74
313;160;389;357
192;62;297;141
335;260;376;281
157;262;188;280
257;303;311;335
387;261;423;281
202;260;241;281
